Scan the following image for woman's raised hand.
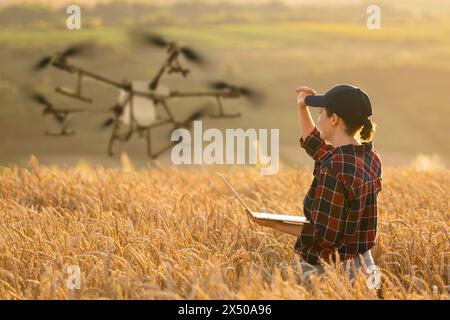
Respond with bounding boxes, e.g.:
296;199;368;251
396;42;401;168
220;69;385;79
295;86;317;108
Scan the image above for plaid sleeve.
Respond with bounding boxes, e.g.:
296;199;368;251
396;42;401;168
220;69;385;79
299;126;334;162
295;166;348;264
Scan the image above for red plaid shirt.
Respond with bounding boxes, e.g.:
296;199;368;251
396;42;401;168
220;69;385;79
294;126;383;265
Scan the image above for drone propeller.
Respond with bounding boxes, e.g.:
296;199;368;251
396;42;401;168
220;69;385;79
179;107;209;127
100;103;125;129
130;30;169;48
60;42;93;59
30;92;66;123
209;81;256;94
170;106;211;141
132;30;205;66
33;56;53;72
32;42;94;72
208;81;264;105
30;92;55;114
182;109;207;126
209;81;232;90
179;46;205;65
236;86;265;105
31;92;51;106
101;117;115;129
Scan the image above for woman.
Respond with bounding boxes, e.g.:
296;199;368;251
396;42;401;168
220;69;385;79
246;84;383;282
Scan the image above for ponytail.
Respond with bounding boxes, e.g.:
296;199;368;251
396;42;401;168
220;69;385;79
333;109;377;143
359;117;376;142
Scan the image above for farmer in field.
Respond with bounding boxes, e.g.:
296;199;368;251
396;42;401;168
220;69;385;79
251;84;383;282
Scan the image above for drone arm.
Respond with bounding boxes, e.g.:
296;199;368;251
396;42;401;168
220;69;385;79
78;67;128;89
149;64;168;90
169;91;238;99
149;50;179;89
56;61;129;90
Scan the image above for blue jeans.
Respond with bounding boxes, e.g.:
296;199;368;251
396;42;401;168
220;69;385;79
300;250;375;282
342;250;376;280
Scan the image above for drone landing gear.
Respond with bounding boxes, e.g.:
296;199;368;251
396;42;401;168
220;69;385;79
107;115;121;156
210;96;241;118
107;119;173;158
55;71;92;103
145;119;175;159
167;65;189;77
45;114;77;136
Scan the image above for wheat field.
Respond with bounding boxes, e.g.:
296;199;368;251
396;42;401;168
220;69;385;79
0;154;448;300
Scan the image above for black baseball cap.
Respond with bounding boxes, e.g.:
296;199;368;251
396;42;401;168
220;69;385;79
305;84;372;124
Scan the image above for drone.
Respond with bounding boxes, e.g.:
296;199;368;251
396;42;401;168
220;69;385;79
31;32;264;159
